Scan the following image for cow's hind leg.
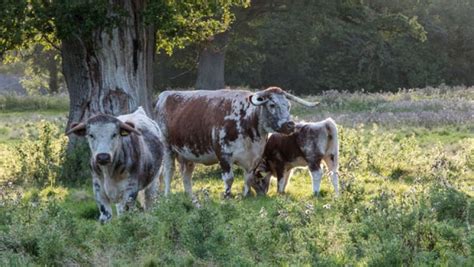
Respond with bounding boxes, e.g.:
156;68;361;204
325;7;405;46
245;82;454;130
218;156;234;198
93;177;112;223
243;170;254;197
143;175;159;210
309;158;323;197
163;147;176;197
179;158;195;197
117;180;139;216
323;154;339;197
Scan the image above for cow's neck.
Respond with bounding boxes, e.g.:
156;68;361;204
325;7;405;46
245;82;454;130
256;107;272;140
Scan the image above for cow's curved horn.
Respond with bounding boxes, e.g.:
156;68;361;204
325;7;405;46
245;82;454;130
120;121;141;135
249;93;269;106
66;122;86;136
284;92;319;107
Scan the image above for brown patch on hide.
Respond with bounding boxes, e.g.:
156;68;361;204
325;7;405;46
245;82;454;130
162;93;233;156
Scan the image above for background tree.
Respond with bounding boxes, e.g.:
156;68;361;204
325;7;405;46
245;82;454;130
195;31;229;90
155;0;473;94
194;1;274;89
0;0;248;144
1;44;64;95
20;45;63;95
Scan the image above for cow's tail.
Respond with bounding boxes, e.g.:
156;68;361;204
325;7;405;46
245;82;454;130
324;118;339;169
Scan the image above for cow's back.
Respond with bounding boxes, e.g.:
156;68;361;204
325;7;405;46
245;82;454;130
296;119;336;158
155;90;253;157
118;107;163;186
264;133;303;164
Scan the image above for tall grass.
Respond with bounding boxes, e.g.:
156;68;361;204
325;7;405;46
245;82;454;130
293;85;474;127
0;94;69;112
0;119;472;266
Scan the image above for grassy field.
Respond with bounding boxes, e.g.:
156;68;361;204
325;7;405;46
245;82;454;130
0;86;473;266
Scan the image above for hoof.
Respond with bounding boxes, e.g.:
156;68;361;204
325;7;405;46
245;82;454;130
242;190;254;198
99;216;111;224
222;191;233;199
313;191;321;198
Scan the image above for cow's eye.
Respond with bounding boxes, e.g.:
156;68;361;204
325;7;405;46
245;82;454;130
89;134;95;139
112;133;117;138
269;103;276;108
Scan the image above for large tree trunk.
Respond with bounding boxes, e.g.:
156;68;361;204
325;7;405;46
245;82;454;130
195;32;228;90
62;0;155;144
47;52;59;94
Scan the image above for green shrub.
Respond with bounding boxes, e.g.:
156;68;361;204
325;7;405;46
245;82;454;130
430;186;472;224
59;140;91;186
12;121;67;187
3;121;90;187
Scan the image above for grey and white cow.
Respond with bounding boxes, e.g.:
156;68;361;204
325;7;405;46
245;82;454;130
251;118;339;197
67;107;163;222
154;87;318;198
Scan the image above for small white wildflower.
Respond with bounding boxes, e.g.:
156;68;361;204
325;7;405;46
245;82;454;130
278;209;288;218
323;204;331;209
259;207;267;218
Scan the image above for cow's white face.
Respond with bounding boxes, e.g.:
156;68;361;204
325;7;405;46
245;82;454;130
251;90;295;134
262;93;294;133
86;122;122;165
67;114;140;166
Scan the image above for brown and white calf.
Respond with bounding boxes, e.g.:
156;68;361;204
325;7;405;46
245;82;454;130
67;107;163;222
154;87;318;197
251;118;339;197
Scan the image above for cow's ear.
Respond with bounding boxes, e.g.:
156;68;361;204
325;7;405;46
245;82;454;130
66;122;86;136
249;93;268;106
120;121;141;136
120;129;129;136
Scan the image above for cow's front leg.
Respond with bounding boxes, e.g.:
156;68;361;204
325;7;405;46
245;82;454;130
116;181;139;216
93;178;112;223
179;158;195;197
218;156;234;198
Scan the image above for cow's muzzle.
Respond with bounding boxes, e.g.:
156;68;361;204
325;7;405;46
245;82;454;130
96;153;111;165
279;121;296;134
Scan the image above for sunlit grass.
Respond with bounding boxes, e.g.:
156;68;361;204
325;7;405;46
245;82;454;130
0;86;472;265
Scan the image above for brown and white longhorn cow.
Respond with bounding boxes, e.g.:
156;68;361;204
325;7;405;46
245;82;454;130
251;118;339;197
154;87;317;197
67;107;163;223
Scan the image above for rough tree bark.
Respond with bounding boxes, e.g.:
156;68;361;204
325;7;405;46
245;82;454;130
62;0;155;145
195;31;229;90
